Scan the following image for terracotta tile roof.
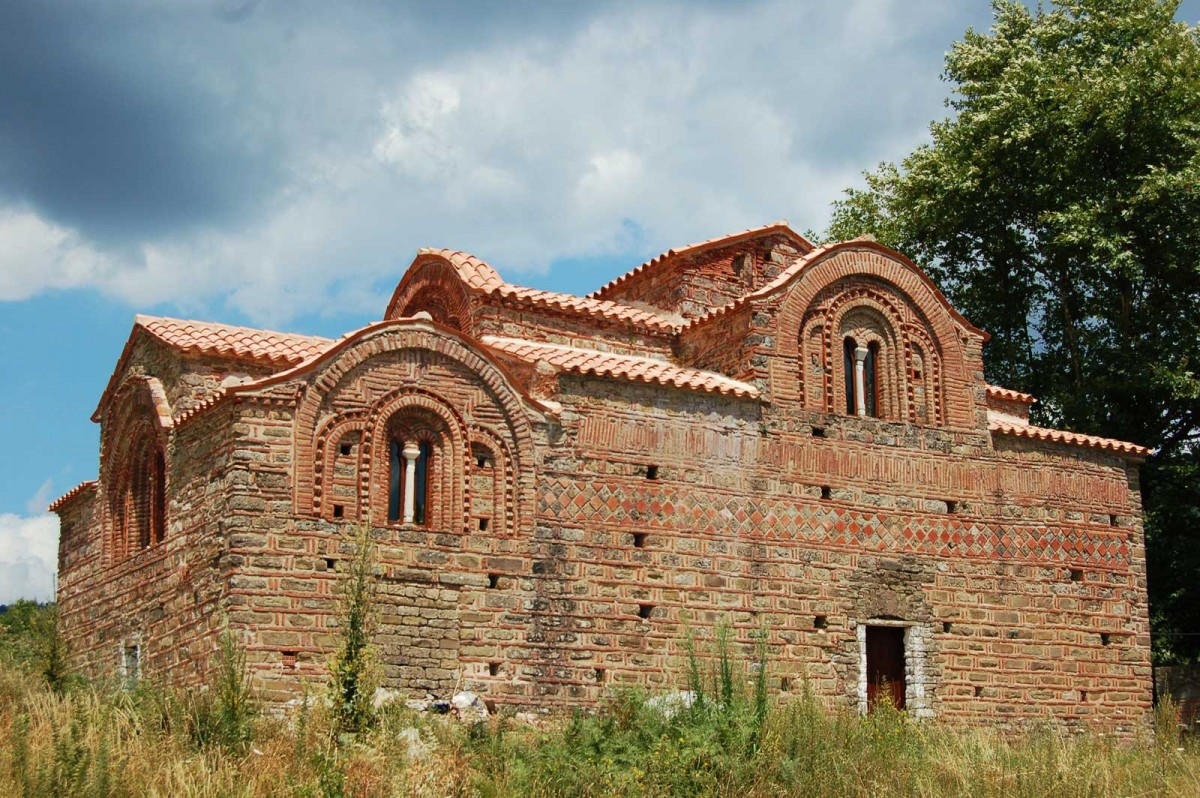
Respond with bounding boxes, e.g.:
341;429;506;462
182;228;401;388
986;385;1037;404
989;420;1150;458
589;221;811;300
408;249;679;334
48;480;98;513
480;335;760;398
682;239;987;340
136;315;334;365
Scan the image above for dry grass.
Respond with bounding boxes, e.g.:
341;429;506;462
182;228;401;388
1;658;1198;798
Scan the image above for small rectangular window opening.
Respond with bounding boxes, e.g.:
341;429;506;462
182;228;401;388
1100;633;1111;646
488;573;501;589
1080;689;1089;702
812;426;826;438
478;518;490;531
780;676;792;692
943;621;953;634
594;668;606;683
324;557;337;571
632;532;647;548
813;615;828;631
974;685;984;698
476;454;490;468
1069;568;1084;582
332;504;344;519
123;644;140;689
488;662;500;676
820;485;832;500
646;465;659;480
637;603;654;620
1108;514;1119;527
339;442;352;456
282;650;298;669
945;500;958;514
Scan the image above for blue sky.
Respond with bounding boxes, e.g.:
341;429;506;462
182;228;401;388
2;0;1197;603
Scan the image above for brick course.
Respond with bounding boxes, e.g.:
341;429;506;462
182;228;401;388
54;224;1152;734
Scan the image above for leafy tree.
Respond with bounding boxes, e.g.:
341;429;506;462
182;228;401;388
826;0;1200;663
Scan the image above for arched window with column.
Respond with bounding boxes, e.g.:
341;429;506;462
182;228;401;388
389;438;432;524
844;336;881;418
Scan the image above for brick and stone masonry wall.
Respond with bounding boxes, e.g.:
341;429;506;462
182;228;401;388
57;398;236;684
211;339;1148;733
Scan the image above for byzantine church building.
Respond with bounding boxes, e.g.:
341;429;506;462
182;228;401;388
51;223;1152;732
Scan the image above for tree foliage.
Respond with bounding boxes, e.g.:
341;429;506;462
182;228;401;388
826;0;1200;662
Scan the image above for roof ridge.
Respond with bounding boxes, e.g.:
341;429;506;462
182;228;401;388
587;221;809;301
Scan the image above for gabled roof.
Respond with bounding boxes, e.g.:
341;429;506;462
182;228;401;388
387;249;680;334
680;239;989;340
589;221;813;301
480;335;759;398
93;316;335;422
135;315;334;364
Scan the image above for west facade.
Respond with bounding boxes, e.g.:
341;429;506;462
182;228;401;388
52;224;1153;732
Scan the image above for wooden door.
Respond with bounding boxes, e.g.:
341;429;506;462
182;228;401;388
866;626;906;711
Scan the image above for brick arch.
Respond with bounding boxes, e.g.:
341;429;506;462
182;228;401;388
776;248;975;428
313;412;370;522
386;259;476;336
289;322;539;536
100;377;173;563
366;389;470;531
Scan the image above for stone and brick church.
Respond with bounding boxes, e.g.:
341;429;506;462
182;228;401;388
51;223;1153;732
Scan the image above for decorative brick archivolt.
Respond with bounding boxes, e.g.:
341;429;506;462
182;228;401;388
773;246;977;428
799;280;947;425
99;376;173;563
283;321;540;536
385;258;477;336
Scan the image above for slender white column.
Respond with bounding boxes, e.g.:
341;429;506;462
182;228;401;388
401;442;421;524
854;346;869;417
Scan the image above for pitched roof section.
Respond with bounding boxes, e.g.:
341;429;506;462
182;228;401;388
480;335;759;398
589;221;813;300
48;480;98;513
136;315;334;365
681;239;988;340
389;249;679;334
989;420;1149;458
93;316;336;423
986;385;1037;404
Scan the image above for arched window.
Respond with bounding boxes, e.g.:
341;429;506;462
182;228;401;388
111;437;167;555
844;336;880;418
844;337;857;415
865;341;879;418
388;438;432;525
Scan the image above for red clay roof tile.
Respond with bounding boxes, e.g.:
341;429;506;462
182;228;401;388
136;315;334;365
986;385;1037;404
989;420;1149;458
48;480;98;513
480;335;759;398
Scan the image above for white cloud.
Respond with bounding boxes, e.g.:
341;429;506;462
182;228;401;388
0;0;970;324
0;513;58;604
0;209;117;301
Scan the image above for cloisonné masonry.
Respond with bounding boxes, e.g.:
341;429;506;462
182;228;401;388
52;223;1153;733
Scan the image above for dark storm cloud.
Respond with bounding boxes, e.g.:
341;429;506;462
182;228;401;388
0;1;292;243
0;0;608;247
